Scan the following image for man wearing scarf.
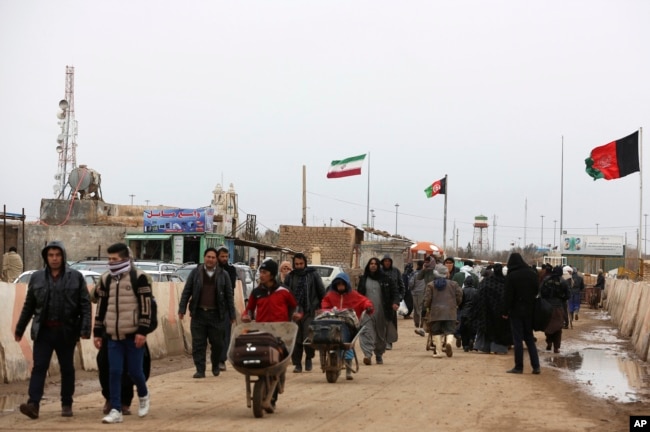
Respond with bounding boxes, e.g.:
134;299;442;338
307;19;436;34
283;253;326;373
357;257;400;365
178;247;235;379
93;243;152;424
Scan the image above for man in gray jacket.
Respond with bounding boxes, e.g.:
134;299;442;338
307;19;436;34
15;241;91;419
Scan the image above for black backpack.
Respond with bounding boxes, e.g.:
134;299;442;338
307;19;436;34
101;269;158;334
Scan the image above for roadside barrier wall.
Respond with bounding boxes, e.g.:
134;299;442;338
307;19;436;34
604;278;650;362
0;280;245;383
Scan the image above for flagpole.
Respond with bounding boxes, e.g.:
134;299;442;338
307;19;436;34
366;152;371;236
639;127;643;264
443;174;448;253
560;135;564;253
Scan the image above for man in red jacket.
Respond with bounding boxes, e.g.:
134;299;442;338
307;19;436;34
241;259;300;410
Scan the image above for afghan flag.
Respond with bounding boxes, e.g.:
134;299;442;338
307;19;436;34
326;154;366;178
424;177;446;198
585;131;640;180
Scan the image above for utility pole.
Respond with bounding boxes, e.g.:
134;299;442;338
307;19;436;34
553;219;557;249
541;215;544;248
394;203;399;234
129;194;135;205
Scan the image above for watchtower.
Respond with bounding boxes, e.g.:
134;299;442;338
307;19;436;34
472;215;489;254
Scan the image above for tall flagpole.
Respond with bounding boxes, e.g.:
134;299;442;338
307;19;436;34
443;174;448;253
366;152;371;234
560;135;564;252
639;127;643;264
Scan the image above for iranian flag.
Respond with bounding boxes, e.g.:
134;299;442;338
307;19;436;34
424;177;446;198
326;154;366;178
585;131;639;180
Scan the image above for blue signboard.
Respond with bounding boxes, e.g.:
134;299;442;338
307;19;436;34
143;208;214;233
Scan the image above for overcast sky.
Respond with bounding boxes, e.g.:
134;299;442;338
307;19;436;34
1;1;649;253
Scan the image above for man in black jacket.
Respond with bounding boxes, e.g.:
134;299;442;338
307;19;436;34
284;253;325;373
15;241;92;419
178;247;236;378
502;252;540;375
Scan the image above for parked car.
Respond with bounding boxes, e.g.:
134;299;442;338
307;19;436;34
14;270;101;287
311;265;345;289
175;263;197;282
135;261;179;273
145;270;183;283
70;260;110;274
234;264;255;301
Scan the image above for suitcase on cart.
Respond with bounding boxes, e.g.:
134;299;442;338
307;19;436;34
308;319;352;345
232;331;287;368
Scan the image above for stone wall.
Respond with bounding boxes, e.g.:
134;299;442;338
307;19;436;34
278;226;357;268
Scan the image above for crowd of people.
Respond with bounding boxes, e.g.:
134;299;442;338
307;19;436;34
13;243;598;422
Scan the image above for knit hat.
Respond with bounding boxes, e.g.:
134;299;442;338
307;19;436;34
259;259;279;277
433;263;448;279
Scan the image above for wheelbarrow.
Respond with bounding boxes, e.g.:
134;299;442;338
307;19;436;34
227;321;298;418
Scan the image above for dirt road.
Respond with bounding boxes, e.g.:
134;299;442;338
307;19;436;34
0;309;646;431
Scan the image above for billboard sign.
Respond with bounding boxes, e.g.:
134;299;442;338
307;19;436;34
143;208;214;233
562;234;624;256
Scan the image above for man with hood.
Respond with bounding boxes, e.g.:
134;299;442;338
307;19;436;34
423;263;462;358
283;253;326;373
357;257;400;365
321;272;374;380
502;253;541;374
15;241;92;419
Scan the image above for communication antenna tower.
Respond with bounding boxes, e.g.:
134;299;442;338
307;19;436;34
53;66;78;199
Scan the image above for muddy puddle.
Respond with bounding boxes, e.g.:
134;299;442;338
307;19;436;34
545;325;650;403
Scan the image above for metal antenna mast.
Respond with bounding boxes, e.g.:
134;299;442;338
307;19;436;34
54;66;78;199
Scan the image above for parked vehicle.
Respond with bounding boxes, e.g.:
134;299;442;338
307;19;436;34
70;260;110;274
145;270;183;283
175;263;197;282
135;261;179;273
311;265;345;289
234;264;255;301
14;270;101;286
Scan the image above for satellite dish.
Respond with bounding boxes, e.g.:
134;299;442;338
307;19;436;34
57;134;64;144
59;99;69;110
57;111;66;119
56;145;63;153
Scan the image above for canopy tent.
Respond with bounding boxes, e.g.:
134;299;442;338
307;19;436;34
409;241;444;258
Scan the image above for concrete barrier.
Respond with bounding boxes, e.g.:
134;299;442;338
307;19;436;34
0;279;232;383
604;278;650;361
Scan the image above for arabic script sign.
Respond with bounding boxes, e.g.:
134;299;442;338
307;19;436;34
143;208;214;233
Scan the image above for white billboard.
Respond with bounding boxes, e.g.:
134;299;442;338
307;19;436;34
562;235;624;256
